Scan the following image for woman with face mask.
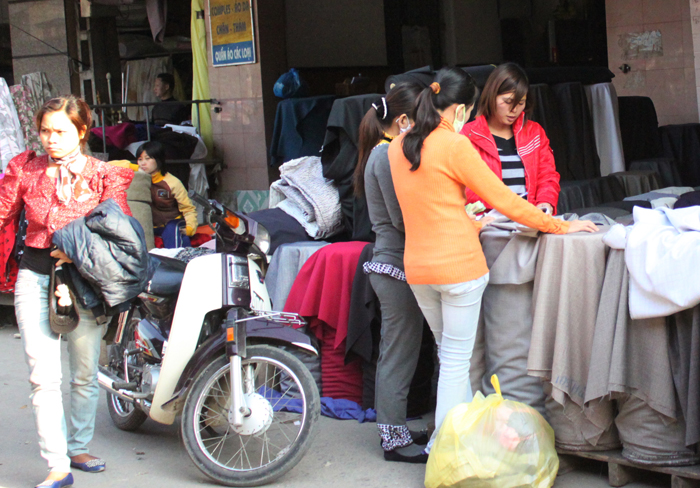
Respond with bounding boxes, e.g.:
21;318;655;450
388;67;597;454
353;82;430;463
461;63;560;214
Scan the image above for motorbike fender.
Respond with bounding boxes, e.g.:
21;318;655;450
162;314;318;413
150;253;223;425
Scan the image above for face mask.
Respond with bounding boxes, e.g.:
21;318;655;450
452;105;467;133
397;116;412;134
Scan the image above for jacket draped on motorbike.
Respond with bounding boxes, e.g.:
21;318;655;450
52;198;155;322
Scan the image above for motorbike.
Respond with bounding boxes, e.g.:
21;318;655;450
97;192;321;486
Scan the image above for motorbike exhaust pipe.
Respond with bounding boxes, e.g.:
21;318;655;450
98;366;139;403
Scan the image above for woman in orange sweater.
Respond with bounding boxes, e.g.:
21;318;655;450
388;67;597;453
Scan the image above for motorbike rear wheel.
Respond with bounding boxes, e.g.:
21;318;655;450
181;345;320;487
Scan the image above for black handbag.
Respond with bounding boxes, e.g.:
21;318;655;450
48;263;80;334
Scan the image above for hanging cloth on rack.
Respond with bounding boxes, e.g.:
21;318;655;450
191;0;212;154
0;78;26;171
20;72;57;111
10;84;43;155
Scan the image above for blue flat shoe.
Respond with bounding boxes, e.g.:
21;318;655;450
70;457;106;472
35;473;74;488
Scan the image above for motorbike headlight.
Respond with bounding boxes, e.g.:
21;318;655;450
254;223;271;255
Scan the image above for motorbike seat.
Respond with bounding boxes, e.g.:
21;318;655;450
146;255;187;296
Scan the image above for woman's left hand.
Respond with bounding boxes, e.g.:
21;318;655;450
50;249;73;266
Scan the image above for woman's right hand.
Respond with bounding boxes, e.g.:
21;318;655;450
566;220;598;234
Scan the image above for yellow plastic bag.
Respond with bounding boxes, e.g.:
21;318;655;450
425;375;559;488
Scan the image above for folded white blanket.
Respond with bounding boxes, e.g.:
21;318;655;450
604;206;700;319
270;156;342;239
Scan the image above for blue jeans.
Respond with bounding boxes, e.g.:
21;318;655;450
14;269;103;472
410;273;489;452
154;219;190;248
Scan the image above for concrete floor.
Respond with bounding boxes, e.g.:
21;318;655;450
0;323;672;488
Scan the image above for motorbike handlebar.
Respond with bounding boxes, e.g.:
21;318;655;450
188;190;214;211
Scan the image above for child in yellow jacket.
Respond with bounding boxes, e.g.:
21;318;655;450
136;141;198;248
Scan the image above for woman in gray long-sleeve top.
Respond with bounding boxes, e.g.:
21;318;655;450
353;83;428;463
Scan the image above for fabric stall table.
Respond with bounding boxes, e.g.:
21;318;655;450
266;241;330;311
629;158;683;188
551;82;600;181
659;124;700;187
529;84;571;181
610;170;661;199
584;82;626;176
617;96;663;169
472;221;545;416
321;94;381;241
585;249;698;466
284;242;367;404
528;227;622;451
270;95;337;167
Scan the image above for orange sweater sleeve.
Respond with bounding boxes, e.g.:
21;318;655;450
448;136;570;235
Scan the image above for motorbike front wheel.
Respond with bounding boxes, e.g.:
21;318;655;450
181;345;321;487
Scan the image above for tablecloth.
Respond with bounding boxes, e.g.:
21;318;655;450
629;158;683;188
611;170;661;198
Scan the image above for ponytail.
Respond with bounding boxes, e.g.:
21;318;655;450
354;82;422;196
354;108;386;196
402;88;442;171
401;67;478;171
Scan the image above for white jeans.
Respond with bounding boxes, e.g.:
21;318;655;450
14;269;103;472
410;273;489;451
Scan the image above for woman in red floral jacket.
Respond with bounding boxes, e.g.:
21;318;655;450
0;96;133;488
461;63;561;214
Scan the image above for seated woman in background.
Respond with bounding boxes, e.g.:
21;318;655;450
461;63;560;215
136;141;197;248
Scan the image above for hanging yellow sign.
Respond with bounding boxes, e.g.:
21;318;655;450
209;0;255;66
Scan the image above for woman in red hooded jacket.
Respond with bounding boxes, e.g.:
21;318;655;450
461;63;560;214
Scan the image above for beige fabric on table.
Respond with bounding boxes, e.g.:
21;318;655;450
611;170;661;198
585;249;697;464
585;249;676;418
473;214;615;416
528;227;616;448
669;305;700;447
616;394;697;466
544;382;620;452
